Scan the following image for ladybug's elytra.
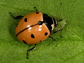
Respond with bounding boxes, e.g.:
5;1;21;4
16;12;51;44
9;7;65;59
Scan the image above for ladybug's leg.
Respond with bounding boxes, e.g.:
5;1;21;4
9;12;23;19
27;44;37;59
34;7;39;14
49;29;63;41
52;29;63;34
49;36;55;41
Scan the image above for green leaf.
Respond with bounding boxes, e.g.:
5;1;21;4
0;0;84;63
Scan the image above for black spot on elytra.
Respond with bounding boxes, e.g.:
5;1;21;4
24;18;27;22
31;34;35;38
23;40;27;44
45;32;48;36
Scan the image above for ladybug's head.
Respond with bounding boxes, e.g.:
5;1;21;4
43;14;58;33
20;13;63;34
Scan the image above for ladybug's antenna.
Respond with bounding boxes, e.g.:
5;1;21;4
34;7;39;14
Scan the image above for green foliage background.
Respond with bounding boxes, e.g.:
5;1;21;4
0;0;84;63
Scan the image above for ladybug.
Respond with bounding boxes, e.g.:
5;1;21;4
9;7;64;59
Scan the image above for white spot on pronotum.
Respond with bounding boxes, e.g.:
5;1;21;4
51;24;54;30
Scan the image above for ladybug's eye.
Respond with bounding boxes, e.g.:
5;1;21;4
45;32;48;36
24;18;27;22
31;34;35;38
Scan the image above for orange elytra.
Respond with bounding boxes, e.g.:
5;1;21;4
16;12;50;44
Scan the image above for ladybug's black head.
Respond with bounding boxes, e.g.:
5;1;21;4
43;14;57;33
